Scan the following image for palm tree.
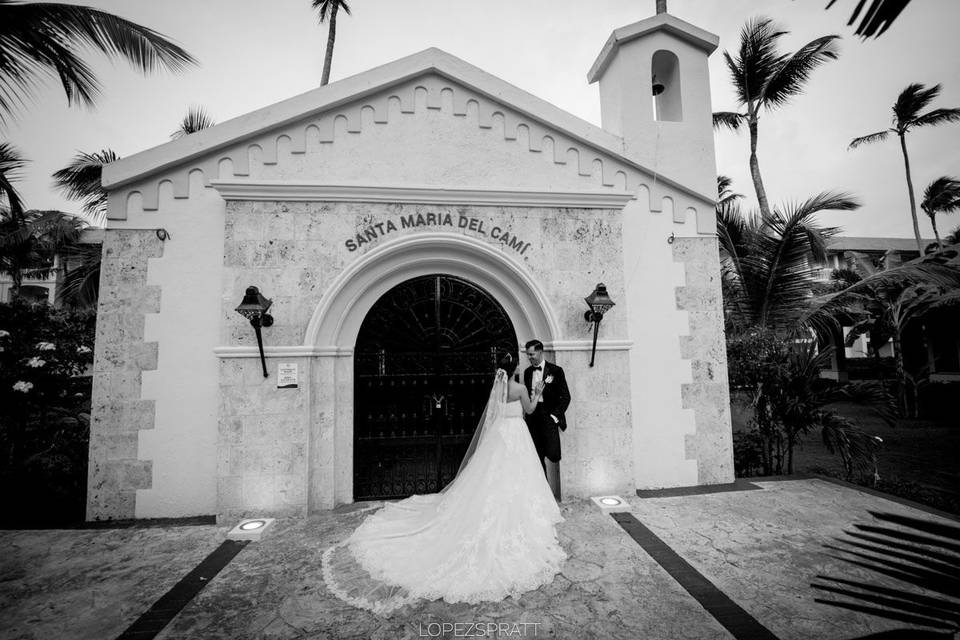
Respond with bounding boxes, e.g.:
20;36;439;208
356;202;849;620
51;149;118;227
947;225;960;247
717;175;743;209
849;84;960;253
0;142;26;222
817;247;960;415
718;191;857;333
171;105;215;139
713;18;841;219
312;0;352;86
1;208;86;299
920;176;960;250
0;1;197;126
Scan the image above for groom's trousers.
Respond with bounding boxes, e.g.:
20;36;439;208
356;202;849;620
525;407;562;465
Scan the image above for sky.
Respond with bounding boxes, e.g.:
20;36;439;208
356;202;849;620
5;0;960;239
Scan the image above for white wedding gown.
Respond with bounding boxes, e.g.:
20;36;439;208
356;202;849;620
322;387;566;615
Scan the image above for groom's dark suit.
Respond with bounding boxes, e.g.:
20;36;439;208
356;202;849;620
523;360;571;465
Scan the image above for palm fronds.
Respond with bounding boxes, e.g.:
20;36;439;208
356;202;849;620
51;149;118;226
825;0;913;39
849;130;891;149
0;0;197;124
171;105;215;139
813;511;960;635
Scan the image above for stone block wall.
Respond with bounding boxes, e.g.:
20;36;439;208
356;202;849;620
87;230;163;520
559;349;633;497
216;356;310;520
673;236;734;485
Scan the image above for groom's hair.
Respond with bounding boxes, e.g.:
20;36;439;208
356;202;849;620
497;352;519;376
524;339;544;352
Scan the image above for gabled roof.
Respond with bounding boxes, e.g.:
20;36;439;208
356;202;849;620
588;13;719;84
101;47;714;206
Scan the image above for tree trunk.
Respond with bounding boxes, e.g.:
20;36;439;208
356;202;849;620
321;4;338;86
893;331;906;415
786;432;795;474
748;118;773;219
928;213;942;251
898;133;924;253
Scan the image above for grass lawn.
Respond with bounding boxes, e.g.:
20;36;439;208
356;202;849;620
732;400;960;516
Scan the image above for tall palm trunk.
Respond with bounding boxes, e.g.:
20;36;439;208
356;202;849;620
927;214;942;250
748;118;772;218
898;132;924;253
320;3;339;86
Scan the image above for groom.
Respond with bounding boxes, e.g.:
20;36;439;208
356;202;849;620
523;340;570;502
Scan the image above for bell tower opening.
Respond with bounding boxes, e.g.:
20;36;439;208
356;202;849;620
652;50;682;122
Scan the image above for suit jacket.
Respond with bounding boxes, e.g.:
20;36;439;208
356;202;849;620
523;360;571;431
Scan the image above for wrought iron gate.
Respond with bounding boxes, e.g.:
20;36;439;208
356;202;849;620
353;275;518;500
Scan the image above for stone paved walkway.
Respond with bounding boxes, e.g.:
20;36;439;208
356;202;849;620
1;478;956;640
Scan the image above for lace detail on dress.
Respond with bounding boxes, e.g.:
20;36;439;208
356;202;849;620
321;404;566;615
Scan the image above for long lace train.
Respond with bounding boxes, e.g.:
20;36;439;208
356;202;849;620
321;401;566;615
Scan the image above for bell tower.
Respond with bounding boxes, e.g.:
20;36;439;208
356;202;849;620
587;1;719;197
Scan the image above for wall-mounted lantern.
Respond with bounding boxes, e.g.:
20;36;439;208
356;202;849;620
235;286;274;378
583;283;615;367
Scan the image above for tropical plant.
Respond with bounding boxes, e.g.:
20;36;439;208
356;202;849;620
920;177;960;251
849;84;960;253
51;149;118;227
813;511;960;637
0;142;25;219
727;331;890;477
0;300;95;526
823;0;914;39
171;104;215;139
717;175;744;209
0;0;196;126
312;0;352;86
1;209;87;298
718;191;857;333
817;247;960;415
713;18;841;218
946;225;960;247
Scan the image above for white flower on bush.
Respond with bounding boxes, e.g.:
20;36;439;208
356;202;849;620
76;345;92;354
0;330;9;339
13;381;33;393
26;357;46;368
36;341;56;351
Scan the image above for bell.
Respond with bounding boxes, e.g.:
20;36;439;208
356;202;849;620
652;75;665;96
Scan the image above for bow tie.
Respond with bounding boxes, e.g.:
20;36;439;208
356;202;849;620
533;365;542;370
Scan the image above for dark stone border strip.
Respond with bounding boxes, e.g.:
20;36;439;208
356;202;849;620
611;512;780;640
636;478;763;498
0;515;217;532
83;515;218;530
811;475;960;523
116;539;248;640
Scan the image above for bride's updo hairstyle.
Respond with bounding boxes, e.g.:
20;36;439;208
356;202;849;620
497;352;519;377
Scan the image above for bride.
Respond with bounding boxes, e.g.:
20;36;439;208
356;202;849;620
322;352;566;614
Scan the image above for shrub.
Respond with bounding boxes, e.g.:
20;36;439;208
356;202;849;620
0;300;96;526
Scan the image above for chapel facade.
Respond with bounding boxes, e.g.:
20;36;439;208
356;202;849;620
87;10;733;521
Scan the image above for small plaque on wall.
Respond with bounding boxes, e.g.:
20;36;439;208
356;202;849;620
277;363;298;389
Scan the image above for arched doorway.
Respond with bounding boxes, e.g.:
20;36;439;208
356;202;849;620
353;274;518;500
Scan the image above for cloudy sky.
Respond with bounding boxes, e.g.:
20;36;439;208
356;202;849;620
5;0;960;238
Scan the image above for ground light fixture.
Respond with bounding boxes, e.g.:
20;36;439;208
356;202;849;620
235;285;274;378
226;518;277;542
583;283;615;367
590;495;629;512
